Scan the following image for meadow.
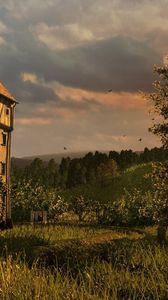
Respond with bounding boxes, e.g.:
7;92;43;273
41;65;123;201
0;224;167;299
5;152;168;299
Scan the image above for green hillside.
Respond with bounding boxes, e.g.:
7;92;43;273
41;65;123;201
66;163;153;204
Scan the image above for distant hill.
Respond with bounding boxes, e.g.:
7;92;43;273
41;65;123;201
23;151;90;162
11;150;144;168
11;151;91;168
11;157;33;168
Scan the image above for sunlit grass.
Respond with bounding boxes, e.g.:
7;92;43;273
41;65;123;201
0;245;167;299
0;224;115;245
0;225;167;299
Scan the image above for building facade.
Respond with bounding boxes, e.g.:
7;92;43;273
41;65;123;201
0;83;17;228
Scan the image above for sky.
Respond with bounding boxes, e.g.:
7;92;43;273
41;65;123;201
0;0;167;157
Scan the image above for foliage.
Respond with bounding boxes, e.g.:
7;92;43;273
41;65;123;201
11;179;49;221
11;158;165;227
150;162;168;225
97;159;119;186
148;65;168;148
0;176;7;197
144;64;168;244
11;162;156;224
68;194;91;221
48;194;68;221
123;188;154;226
11;147;168;191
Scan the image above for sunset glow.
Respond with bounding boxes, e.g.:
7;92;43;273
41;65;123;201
0;0;165;156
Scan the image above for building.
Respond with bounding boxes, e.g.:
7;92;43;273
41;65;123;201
0;83;17;228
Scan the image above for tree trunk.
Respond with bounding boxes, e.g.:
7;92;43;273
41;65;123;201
157;223;167;246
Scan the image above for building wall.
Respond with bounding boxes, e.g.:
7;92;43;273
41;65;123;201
0;100;13;223
0;128;7;222
0;128;7;181
0;102;11;128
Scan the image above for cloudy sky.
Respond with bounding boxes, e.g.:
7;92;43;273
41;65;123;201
0;0;167;157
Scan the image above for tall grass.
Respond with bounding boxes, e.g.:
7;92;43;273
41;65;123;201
0;225;167;299
0;245;167;299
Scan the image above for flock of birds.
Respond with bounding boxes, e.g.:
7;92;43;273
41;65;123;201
63;88;144;151
63;137;142;150
107;89;143;142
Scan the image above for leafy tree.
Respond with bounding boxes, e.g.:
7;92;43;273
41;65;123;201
48;194;68;221
59;157;70;187
149;65;168;147
86;168;96;184
151;162;168;244
24;158;45;186
68;194;90;221
11;179;49;221
45;159;60;188
109;150;120;164
97;159;119;186
145;64;168;244
123;188;154;226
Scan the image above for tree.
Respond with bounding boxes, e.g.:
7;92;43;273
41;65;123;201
149;65;168;147
45;159;59;188
145;64;168;244
48;194;68;221
150;163;168;244
59;157;70;187
97;159;119;186
11;179;49;221
24;158;45;185
68;194;90;222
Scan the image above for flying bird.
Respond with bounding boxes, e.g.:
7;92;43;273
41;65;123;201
106;89;113;93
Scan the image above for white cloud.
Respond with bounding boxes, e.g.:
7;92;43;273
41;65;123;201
0;21;8;33
26;0;168;53
0;36;6;45
2;0;168;53
32;23;96;49
21;72;39;84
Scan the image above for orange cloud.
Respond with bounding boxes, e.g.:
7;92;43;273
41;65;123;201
37;106;87;121
55;85;148;111
15;118;52;125
19;72;148;111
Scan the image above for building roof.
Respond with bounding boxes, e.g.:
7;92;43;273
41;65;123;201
0;82;17;102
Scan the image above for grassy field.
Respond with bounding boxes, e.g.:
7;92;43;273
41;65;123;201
0;224;167;299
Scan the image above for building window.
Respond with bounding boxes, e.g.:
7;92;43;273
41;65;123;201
0;162;5;175
2;133;7;146
6;108;9;115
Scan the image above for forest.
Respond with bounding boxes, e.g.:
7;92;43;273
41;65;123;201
10;146;168;225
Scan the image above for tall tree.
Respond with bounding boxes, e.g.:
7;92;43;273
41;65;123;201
59;157;70;188
97;159;119;186
145;64;168;244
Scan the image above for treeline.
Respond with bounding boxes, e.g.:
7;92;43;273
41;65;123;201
12;147;168;189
